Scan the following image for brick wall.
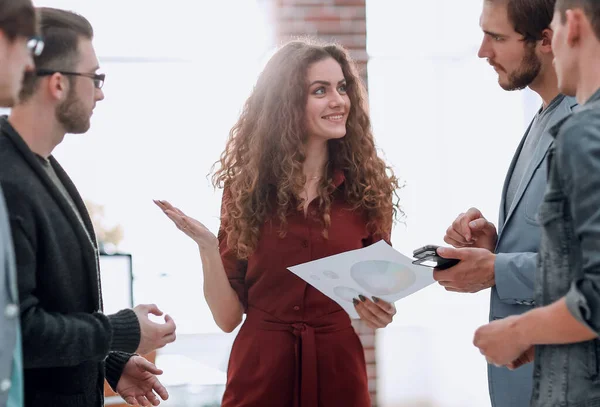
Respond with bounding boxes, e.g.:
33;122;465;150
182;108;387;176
271;0;369;84
268;1;378;405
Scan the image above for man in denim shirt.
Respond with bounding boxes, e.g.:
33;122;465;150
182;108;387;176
474;0;600;405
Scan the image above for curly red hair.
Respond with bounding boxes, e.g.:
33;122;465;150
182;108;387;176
212;39;401;259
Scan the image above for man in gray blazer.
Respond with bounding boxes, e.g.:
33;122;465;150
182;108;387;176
432;0;577;406
0;1;38;406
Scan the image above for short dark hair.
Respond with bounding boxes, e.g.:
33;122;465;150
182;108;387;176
20;7;93;101
557;0;600;41
488;0;556;42
0;0;37;40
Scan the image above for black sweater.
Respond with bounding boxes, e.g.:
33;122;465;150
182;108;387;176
0;117;141;407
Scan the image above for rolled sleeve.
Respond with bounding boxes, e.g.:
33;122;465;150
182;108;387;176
565;279;600;333
218;189;248;311
218;229;248;311
558;112;600;334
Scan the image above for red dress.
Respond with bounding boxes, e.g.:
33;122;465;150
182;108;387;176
220;172;379;407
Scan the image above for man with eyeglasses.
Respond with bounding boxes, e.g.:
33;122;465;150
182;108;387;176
0;1;40;407
0;7;176;407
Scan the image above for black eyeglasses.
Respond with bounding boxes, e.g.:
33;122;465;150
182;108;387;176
36;69;105;89
27;36;44;57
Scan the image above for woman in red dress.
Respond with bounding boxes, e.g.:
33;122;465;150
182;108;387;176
156;40;401;407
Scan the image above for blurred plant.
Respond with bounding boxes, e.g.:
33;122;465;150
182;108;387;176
85;199;124;252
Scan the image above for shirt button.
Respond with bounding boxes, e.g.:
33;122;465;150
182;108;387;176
301;240;308;248
4;304;18;319
293;306;300;311
0;379;11;392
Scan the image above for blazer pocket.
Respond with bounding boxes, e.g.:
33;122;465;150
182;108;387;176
524;167;548;225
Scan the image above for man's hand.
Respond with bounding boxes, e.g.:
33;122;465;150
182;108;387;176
473;316;532;367
116;355;169;406
433;246;495;293
133;304;177;355
444;207;498;252
507;346;535;370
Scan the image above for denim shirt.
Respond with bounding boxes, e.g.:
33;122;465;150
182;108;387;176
533;87;600;407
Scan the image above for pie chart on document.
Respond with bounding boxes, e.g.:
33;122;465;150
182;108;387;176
333;286;362;303
349;260;416;296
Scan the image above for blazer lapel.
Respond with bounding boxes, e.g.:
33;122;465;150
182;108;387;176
497;119;533;234
500;133;553;236
497;97;577;244
0;119;101;309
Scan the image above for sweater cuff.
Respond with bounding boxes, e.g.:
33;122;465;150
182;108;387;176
105;351;134;392
108;309;140;353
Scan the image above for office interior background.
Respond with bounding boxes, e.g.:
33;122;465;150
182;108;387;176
25;0;543;405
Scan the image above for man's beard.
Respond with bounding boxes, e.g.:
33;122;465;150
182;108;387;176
501;44;542;91
56;85;90;134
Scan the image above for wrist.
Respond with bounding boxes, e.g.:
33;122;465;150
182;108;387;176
512;313;534;348
486;252;496;287
198;243;221;264
198;240;219;257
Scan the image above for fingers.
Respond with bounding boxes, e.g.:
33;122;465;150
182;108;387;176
372;297;396;315
443;287;462;292
163;211;195;239
163;210;202;235
151;315;177;348
135;357;163;375
468;218;489;232
454;213;473;242
164;210;185;228
153;200;184;216
136;395;150;406
145;390;160;406
436;246;463;260
508;347;535;370
161;333;176;347
160;314;177;337
445;223;473;247
152;378;169;401
354;296;393;328
353;300;377;329
444;232;473;248
446;208;485;244
123;395;137;405
135;304;163;317
432;269;451;282
434;271;461;291
464;207;484;223
485;356;501;367
147;304;164;317
154;200;189;229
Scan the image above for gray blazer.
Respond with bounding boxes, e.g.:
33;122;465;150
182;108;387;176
487;96;577;407
0;185;20;407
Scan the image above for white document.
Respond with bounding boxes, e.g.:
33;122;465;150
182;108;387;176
288;240;435;318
